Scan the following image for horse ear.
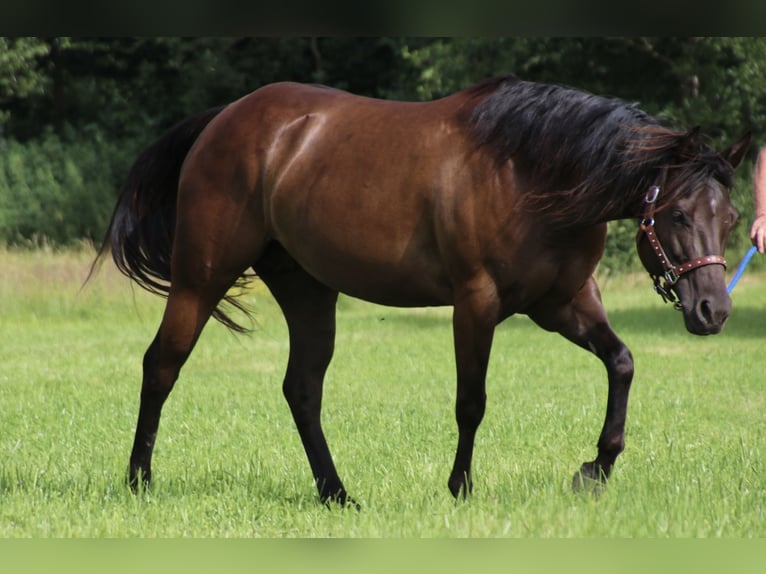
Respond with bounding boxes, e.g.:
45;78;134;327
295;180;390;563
720;131;751;169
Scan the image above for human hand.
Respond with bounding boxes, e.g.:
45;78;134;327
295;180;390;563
750;214;766;253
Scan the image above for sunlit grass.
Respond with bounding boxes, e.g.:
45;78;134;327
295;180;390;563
0;247;764;537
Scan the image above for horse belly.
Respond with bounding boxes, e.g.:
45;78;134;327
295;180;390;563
267;193;452;307
282;226;451;306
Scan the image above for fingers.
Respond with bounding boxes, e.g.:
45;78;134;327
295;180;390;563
750;216;766;254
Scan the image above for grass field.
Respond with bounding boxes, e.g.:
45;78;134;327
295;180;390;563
0;247;764;537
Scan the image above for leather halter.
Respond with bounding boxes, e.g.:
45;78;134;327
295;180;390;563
638;184;727;309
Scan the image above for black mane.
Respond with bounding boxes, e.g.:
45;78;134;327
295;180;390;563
466;76;735;226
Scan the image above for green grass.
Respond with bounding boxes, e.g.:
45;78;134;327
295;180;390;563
0;247;764;537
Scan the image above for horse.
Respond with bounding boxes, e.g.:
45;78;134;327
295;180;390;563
93;75;750;506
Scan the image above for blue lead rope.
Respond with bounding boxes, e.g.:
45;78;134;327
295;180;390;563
727;245;758;293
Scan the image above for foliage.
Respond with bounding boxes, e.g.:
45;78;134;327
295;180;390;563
0;125;132;245
0;37;50;128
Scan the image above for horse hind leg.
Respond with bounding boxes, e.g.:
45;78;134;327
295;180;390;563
129;225;264;490
255;248;352;507
128;271;251;490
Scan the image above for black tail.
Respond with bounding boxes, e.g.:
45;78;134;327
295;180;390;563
91;105;254;333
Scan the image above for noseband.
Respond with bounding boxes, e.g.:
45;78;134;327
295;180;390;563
639;184;727;310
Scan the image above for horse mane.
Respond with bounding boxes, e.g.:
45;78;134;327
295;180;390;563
465;76;735;226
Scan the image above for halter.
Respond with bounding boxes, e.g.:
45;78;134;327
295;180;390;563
638;184;727;310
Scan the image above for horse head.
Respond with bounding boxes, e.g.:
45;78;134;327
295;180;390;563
636;131;751;335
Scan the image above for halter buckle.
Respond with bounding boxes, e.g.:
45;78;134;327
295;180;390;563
652;276;683;310
663;268;679;285
645;185;660;204
652;276;675;303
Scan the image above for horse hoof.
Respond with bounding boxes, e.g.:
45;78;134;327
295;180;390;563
324;497;361;511
572;463;607;495
127;466;152;493
321;490;360;510
448;476;473;500
342;497;361;511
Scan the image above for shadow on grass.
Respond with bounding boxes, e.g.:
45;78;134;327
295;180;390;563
604;304;766;338
341;298;766;340
348;310;452;331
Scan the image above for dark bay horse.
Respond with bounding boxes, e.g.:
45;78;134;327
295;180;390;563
95;76;749;505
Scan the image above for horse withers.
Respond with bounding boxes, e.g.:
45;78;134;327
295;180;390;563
94;76;750;505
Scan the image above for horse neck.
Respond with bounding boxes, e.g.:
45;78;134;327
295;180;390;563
531;172;654;229
593;164;663;224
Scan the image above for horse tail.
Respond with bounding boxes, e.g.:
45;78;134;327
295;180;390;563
90;105;254;333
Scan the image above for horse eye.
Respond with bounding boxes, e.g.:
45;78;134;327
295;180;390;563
671;210;687;227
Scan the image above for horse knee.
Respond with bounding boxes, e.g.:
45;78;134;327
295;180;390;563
455;392;487;430
610;345;634;382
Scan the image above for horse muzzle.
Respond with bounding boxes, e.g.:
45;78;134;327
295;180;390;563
675;283;731;335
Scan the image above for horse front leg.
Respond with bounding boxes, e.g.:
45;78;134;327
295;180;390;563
528;277;634;491
572;322;633;491
448;283;499;499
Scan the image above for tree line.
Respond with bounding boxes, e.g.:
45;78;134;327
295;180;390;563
1;37;764;271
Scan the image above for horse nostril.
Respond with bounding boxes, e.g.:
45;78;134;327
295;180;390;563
697;298;730;327
699;299;714;324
